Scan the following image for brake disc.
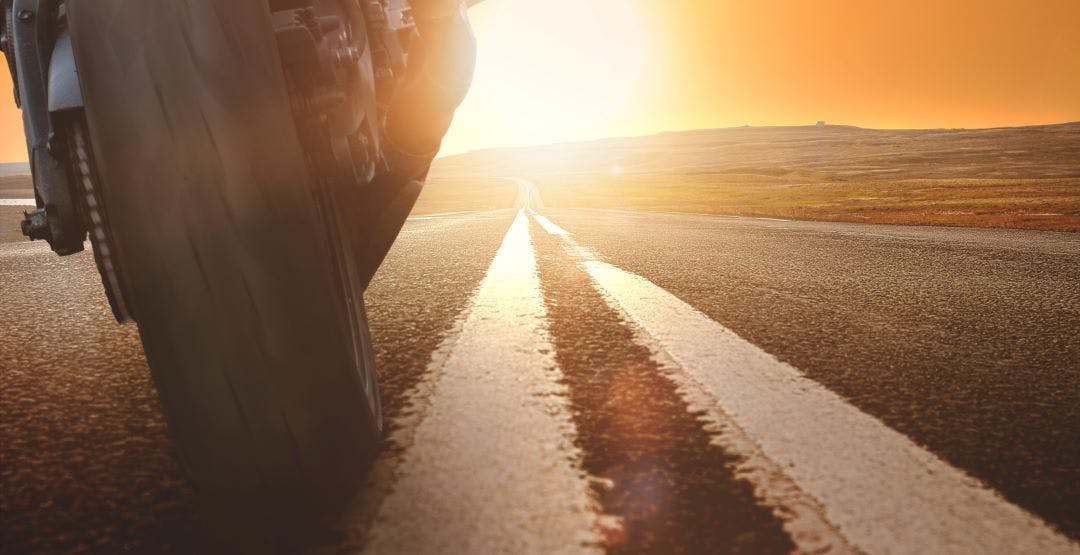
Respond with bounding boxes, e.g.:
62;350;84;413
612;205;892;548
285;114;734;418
70;118;131;322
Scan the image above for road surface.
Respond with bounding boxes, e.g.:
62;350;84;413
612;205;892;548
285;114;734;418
1;181;1078;553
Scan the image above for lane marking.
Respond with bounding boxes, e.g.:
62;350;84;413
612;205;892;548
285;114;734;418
531;211;850;553
530;210;1079;555
364;209;599;554
501;177;543;209
0;198;35;206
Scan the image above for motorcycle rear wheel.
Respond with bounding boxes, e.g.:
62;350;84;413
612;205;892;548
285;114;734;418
66;0;382;547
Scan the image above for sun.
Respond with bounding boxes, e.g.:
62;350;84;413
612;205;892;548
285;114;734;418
440;0;646;155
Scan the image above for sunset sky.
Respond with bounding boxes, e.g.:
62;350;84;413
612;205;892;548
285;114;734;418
1;0;1078;161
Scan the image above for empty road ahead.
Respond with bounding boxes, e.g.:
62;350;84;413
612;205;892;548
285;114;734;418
1;184;1078;553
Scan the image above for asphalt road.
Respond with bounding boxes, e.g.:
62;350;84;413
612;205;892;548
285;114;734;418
0;208;512;552
1;188;1078;553
542;206;1080;540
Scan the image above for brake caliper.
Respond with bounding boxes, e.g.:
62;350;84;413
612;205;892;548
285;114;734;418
271;0;415;187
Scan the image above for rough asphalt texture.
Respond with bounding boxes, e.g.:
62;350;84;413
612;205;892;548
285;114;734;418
532;223;794;554
2;206;1078;550
365;211;514;441
545;208;1080;540
0;211;511;552
0;242;202;552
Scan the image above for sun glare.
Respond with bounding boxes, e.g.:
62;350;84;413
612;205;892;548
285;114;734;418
441;0;646;155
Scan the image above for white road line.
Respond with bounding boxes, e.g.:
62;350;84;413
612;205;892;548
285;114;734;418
501;177;543;209
530;210;1079;555
364;209;599;555
0;198;35;206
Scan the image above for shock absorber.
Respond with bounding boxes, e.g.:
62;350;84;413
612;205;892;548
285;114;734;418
3;0;88;255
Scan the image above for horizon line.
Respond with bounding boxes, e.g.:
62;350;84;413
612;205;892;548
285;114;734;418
1;119;1077;166
435;119;1080;160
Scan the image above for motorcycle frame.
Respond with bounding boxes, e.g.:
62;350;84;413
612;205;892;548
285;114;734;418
7;0;85;254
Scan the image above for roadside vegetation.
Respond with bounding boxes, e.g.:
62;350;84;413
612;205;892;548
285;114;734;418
433;122;1080;232
0;176;31;243
0;207;22;243
410;176;517;215
533;173;1080;231
5;123;1079;234
1;175;519;243
0;175;32;198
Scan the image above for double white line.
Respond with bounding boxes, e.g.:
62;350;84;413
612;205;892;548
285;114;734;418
531;208;1077;554
365;192;1078;554
364;210;600;554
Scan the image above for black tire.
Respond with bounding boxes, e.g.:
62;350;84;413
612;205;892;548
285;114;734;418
66;1;381;548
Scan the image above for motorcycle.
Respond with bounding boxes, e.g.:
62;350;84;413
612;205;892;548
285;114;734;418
2;0;472;547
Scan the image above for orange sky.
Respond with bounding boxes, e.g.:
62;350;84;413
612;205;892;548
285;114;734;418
628;0;1080;132
2;0;1079;161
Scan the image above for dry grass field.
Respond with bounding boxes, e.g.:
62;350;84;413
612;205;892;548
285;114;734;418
0;174;32;199
533;173;1080;230
410;176;517;215
1;207;23;243
4;123;1078;237
0;173;518;244
0;175;32;243
433;122;1080;231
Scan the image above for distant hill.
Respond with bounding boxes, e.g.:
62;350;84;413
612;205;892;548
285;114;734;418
433;122;1080;181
